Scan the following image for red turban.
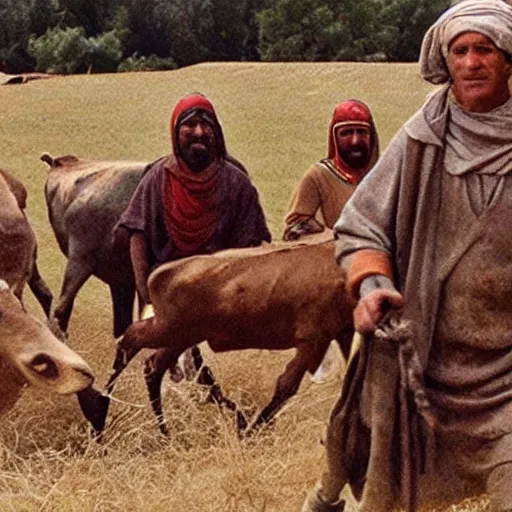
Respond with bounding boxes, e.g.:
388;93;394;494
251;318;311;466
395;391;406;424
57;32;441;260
170;93;227;165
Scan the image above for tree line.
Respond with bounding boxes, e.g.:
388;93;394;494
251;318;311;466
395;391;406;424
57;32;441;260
0;0;452;75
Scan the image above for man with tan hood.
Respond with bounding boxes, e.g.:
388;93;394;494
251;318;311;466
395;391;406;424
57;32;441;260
303;1;512;511
283;100;379;383
282;99;379;242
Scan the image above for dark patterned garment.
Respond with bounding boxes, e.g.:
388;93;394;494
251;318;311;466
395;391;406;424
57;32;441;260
115;155;270;269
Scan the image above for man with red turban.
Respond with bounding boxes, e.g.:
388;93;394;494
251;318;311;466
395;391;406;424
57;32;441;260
117;92;270;306
282;99;379;242
115;92;270;386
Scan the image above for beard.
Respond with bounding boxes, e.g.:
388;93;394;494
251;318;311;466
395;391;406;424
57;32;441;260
340;145;369;170
180;139;216;172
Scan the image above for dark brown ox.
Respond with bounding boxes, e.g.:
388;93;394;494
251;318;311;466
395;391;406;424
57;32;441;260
96;238;355;436
0;170;94;414
41;153;147;338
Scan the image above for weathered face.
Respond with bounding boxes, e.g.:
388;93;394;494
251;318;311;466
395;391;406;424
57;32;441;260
177;114;217;172
447;31;511;113
335;124;371;170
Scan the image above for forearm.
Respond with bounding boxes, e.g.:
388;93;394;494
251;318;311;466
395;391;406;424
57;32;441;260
343;249;394;298
344;250;403;335
130;232;151;305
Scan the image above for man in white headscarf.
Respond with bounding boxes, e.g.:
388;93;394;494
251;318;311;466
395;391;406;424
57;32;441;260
302;1;512;511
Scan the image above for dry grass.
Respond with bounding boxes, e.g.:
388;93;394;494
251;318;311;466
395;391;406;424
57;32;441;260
0;63;489;511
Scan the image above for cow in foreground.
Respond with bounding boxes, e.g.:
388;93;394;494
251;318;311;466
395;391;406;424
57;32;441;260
0;169;94;414
0;280;95;414
92;238;355;436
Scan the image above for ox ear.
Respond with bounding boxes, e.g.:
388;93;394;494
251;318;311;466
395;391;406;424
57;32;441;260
0;279;10;291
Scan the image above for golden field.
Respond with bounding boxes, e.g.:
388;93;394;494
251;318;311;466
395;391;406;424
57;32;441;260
0;63;487;511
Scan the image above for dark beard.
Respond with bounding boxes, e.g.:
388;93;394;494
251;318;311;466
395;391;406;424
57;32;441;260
340;146;369;170
183;147;213;172
180;140;215;172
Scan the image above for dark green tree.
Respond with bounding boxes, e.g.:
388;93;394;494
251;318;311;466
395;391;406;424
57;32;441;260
120;0;172;58
54;0;124;36
28;25;122;73
378;0;451;61
0;0;37;71
29;0;57;37
257;0;451;62
161;0;253;66
257;0;349;61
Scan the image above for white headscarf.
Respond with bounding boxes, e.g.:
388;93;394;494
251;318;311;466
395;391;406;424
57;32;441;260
419;0;512;84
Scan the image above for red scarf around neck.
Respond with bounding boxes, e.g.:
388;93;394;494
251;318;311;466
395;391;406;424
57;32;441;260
163;155;221;255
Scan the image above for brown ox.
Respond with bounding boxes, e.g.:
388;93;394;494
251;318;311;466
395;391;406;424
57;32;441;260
94;238;355;436
0;280;95;414
0;170;94;414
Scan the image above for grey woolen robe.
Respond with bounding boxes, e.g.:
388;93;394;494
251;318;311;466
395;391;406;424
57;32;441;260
327;85;512;511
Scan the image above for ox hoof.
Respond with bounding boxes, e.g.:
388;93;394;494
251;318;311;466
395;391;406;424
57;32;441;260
77;386;111;435
239;419;268;439
156;420;170;437
168;363;184;383
236;410;248;433
301;487;345;512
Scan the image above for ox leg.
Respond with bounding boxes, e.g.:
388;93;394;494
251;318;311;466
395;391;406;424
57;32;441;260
144;348;175;436
144;347;187;436
53;254;94;335
143;346;203;436
192;346;247;431
82;319;157;434
109;283;135;338
144;346;247;436
245;346;311;435
28;260;53;318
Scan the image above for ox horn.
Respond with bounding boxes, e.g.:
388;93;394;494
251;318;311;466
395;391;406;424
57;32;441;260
40;152;55;167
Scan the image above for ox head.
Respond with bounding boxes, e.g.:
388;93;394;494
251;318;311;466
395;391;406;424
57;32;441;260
0;280;94;394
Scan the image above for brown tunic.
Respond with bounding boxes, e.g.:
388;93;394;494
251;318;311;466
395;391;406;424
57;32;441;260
284;160;356;232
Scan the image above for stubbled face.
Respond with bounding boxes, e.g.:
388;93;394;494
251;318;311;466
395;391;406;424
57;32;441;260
335;124;371;170
177;114;217;172
447;31;511;113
